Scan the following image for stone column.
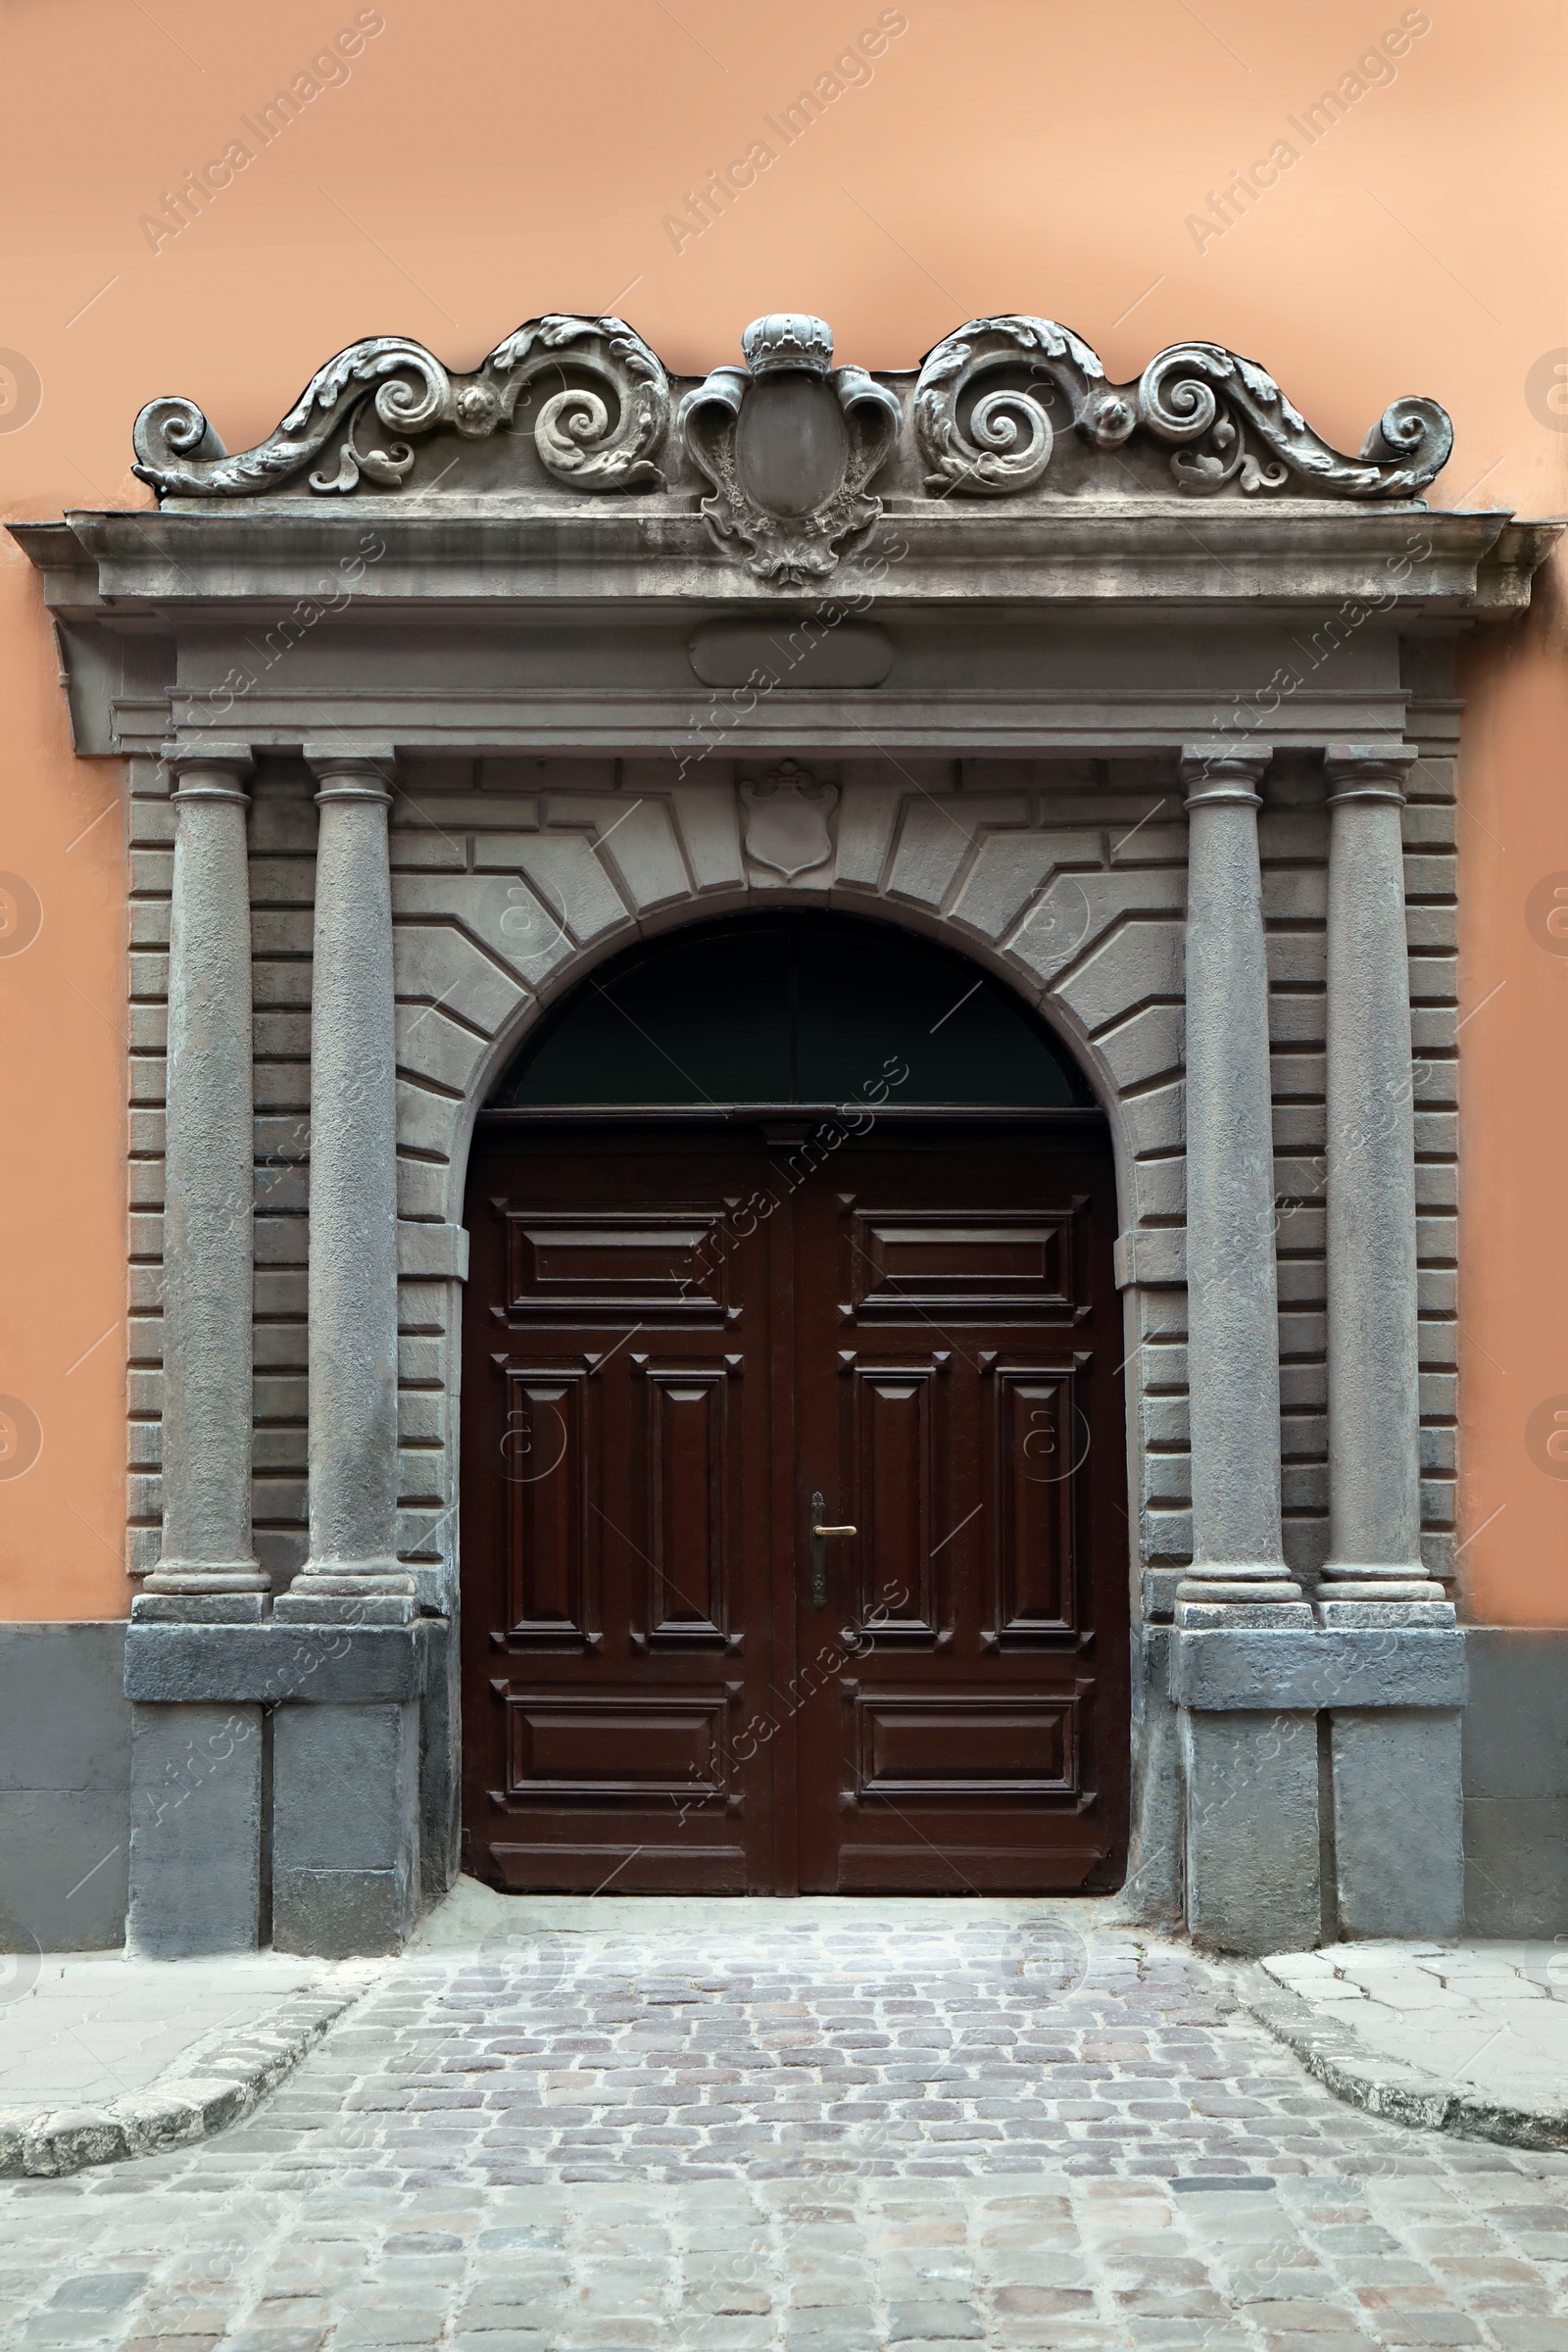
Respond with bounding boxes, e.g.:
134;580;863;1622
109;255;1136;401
1179;747;1302;1609
1317;744;1462;1940
1318;743;1446;1613
1175;747;1316;1956
138;747;265;1616
129;744;266;1956
271;751;419;1957
275;752;414;1627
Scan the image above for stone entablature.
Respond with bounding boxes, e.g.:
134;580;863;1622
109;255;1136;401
13;309;1560;1962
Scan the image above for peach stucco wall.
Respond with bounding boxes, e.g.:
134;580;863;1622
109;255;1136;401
1;0;1563;1620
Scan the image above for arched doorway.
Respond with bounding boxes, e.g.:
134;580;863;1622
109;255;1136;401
460;912;1129;1894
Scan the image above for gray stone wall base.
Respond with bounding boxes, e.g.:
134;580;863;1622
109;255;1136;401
1181;1708;1320;1955
271;1701;419;1958
127;1703;263;1957
1331;1708;1465;1940
1463;1630;1568;1935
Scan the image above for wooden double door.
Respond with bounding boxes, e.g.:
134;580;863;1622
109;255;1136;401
461;1117;1129;1894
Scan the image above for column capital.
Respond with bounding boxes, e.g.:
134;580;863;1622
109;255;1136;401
161;741;254;803
305;747;394;806
1324;742;1419;805
1179;745;1272;808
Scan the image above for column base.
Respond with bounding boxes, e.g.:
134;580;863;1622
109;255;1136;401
275;1560;416;1627
1181;1707;1320;1955
1177;1568;1305;1607
142;1558;269;1596
1330;1708;1465;1938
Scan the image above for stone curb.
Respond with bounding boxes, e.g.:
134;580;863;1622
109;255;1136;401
0;1969;381;2180
1241;1967;1568;2153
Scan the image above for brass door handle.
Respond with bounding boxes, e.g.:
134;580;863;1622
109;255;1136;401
808;1494;858;1609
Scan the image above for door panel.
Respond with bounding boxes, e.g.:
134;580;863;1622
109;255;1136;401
462;1118;1127;1894
641;1362;732;1644
463;1133;777;1893
792;1135;1126;1893
498;1370;591;1644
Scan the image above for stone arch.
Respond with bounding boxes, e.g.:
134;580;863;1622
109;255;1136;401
386;769;1190;1614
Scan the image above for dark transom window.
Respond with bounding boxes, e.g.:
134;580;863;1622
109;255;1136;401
489;914;1087;1108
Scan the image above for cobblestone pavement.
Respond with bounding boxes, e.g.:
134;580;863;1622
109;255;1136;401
3;1897;1567;2351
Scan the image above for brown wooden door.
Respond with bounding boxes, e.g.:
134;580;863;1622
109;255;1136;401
462;1117;1127;1894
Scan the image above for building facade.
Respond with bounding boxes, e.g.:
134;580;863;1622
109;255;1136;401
2;306;1556;1956
2;0;1565;1969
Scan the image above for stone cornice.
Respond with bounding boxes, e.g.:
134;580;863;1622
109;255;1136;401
12;503;1553;621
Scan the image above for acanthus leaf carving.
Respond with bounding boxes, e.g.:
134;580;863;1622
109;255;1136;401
1134;341;1451;499
131;315;670;499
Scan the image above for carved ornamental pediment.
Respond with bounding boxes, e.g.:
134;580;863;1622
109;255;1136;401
129;310;1454;590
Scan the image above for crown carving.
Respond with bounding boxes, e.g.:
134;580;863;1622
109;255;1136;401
740;314;834;378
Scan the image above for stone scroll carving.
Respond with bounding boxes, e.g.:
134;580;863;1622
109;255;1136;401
677;315;903;586
913;317;1452;501
913;317;1138;494
129;306;1453;522
131;315;670;498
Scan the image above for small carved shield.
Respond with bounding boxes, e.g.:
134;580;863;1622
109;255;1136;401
740;766;838;879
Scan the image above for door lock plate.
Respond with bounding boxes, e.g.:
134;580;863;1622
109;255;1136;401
808;1493;857;1608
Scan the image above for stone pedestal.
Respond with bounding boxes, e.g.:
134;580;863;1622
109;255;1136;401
126;1702;263;1957
271;1700;420;1958
123;1618;431;1956
1180;1708;1321;1955
1172;1618;1468;1948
